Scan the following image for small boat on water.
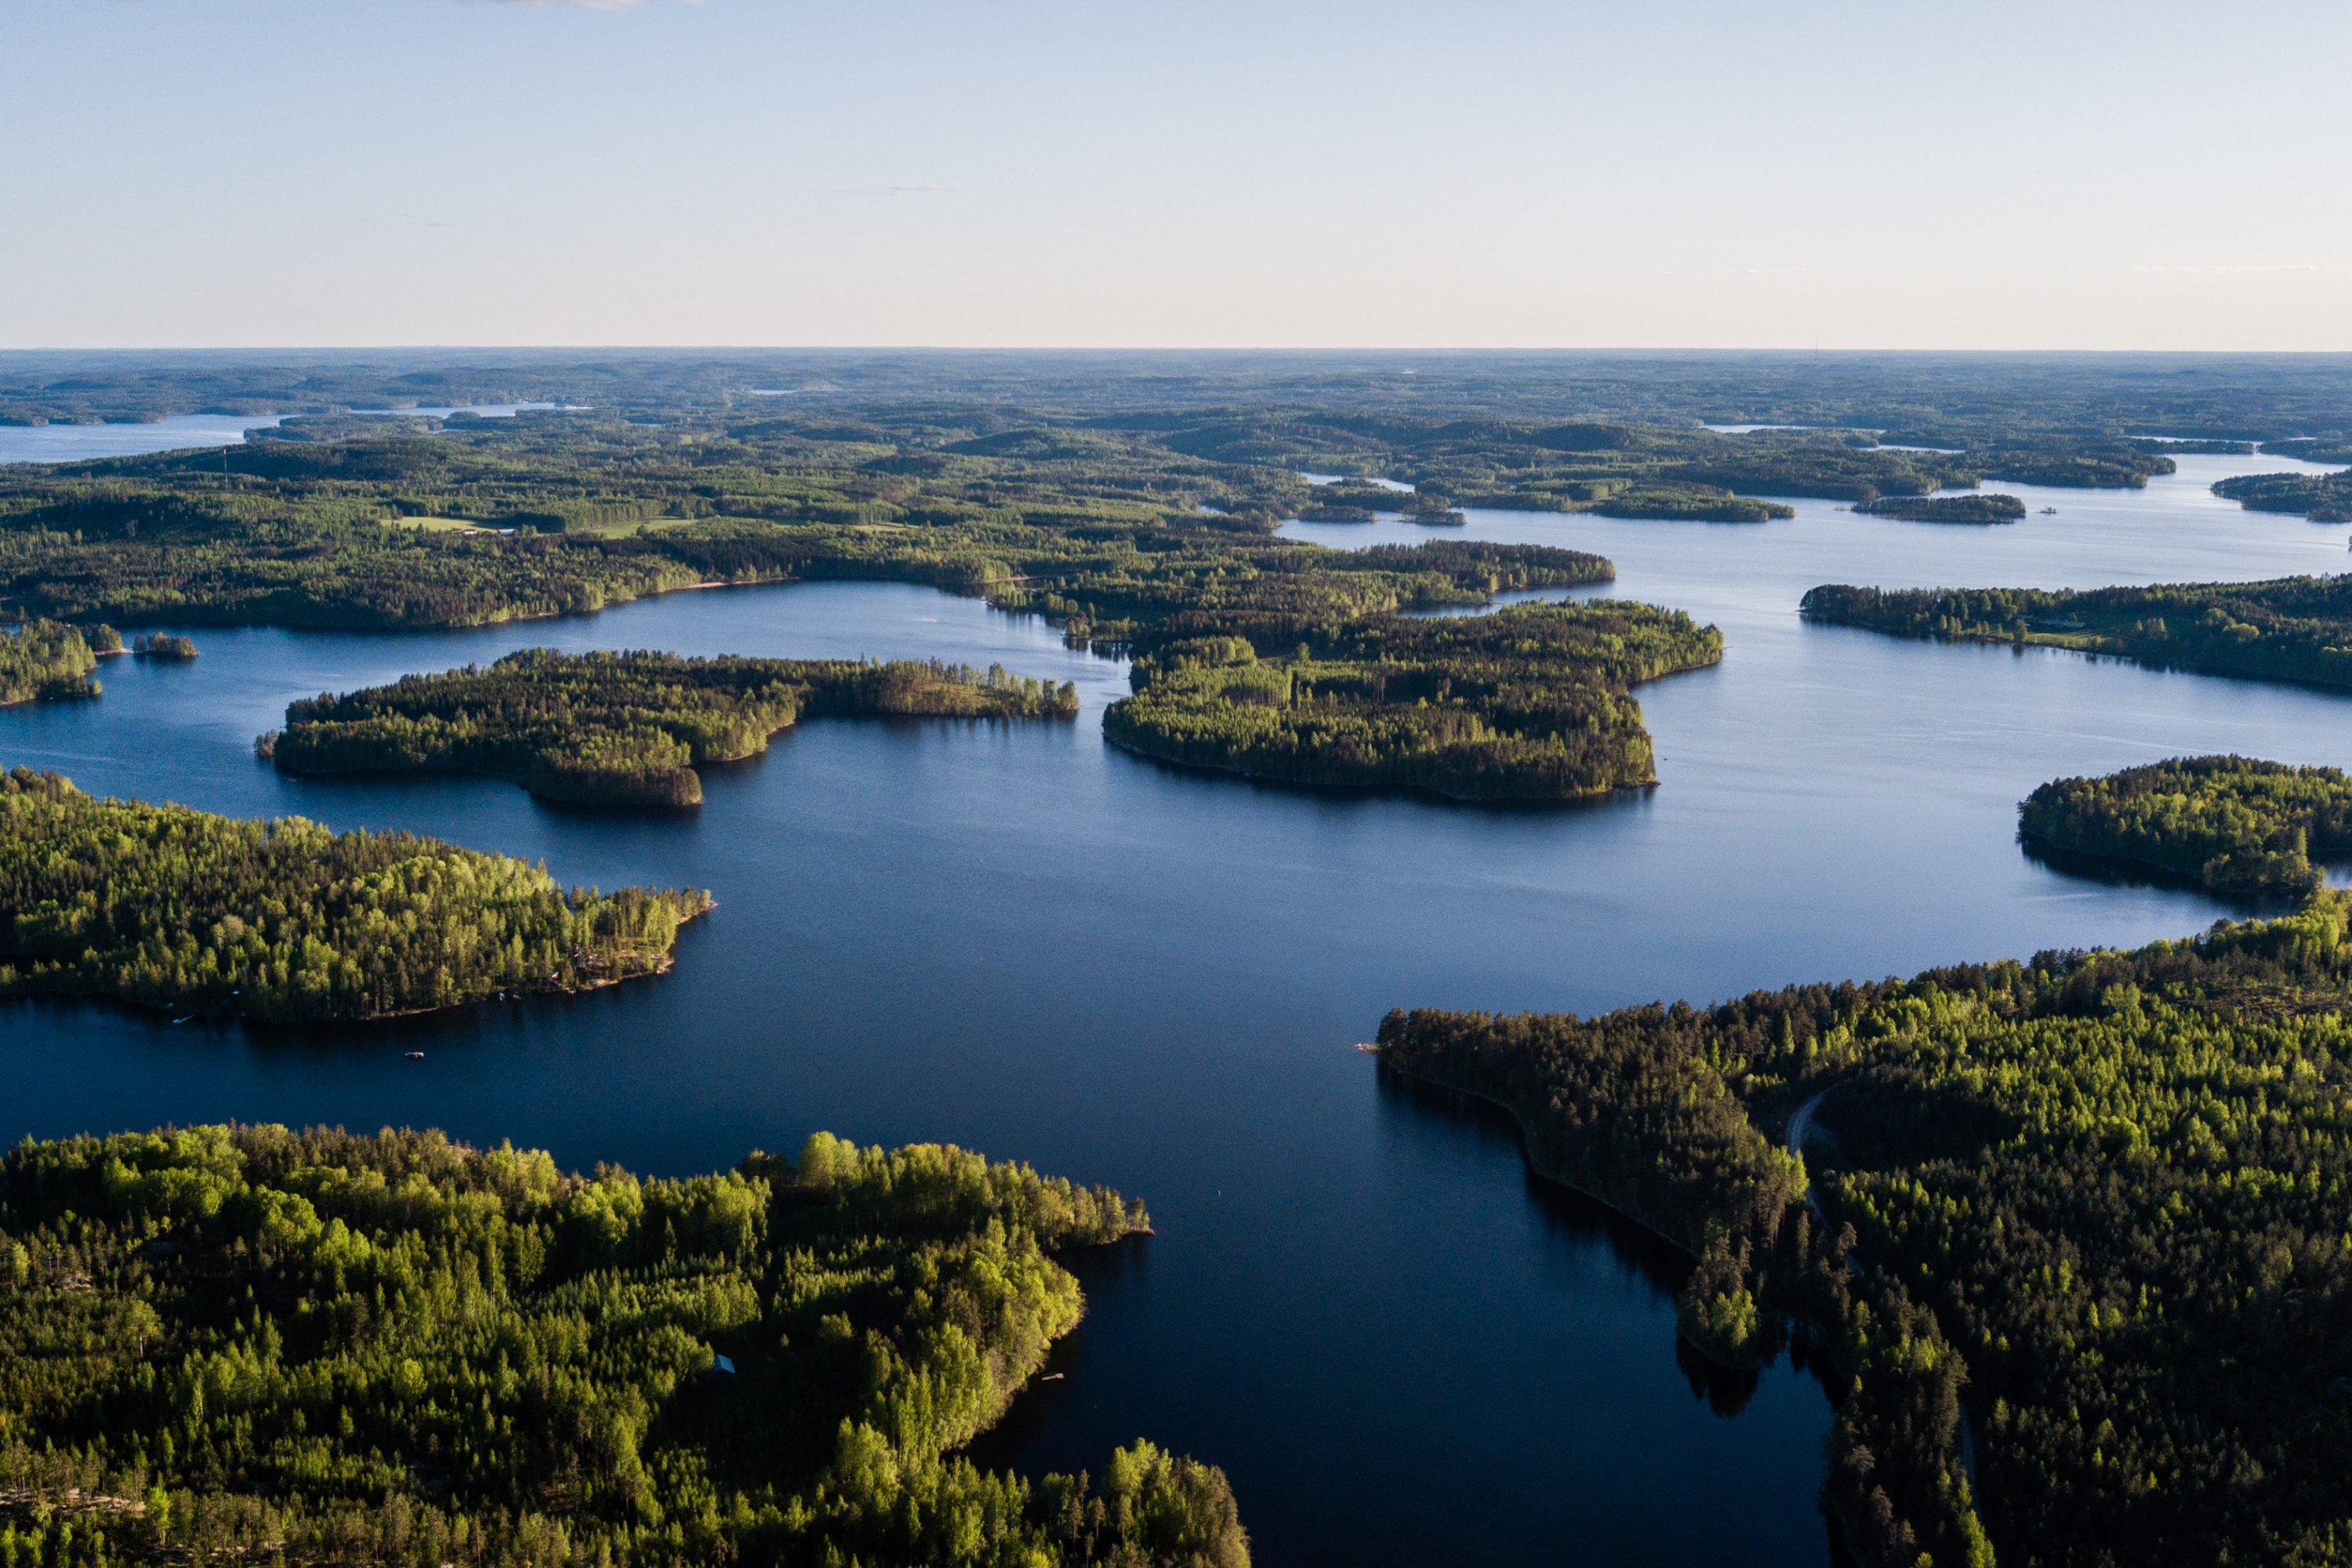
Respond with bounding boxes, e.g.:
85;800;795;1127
405;1051;426;1061
2040;506;2057;514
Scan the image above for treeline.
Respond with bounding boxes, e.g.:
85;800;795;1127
1379;891;2352;1568
1102;601;1722;802
9;348;2352;441
2020;754;2352;895
0;1123;1248;1568
0;768;709;1022
1799;575;2352;691
264;649;1079;808
1856;494;2026;524
0;620;103;705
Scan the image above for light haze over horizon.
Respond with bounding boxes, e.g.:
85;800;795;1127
5;0;2347;353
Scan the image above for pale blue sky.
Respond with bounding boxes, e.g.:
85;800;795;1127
5;0;2347;349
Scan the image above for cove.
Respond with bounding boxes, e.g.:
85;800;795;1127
3;449;2349;1564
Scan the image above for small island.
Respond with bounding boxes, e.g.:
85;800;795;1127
263;648;1080;808
0;767;710;1022
1102;600;1722;802
132;631;198;659
1855;492;2026;524
0;619;103;705
1377;889;2352;1568
2020;753;2352;895
1799;573;2352;691
0;1124;1248;1568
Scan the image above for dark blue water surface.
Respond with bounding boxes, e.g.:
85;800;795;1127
5;450;2350;1565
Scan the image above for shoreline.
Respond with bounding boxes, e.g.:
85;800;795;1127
1100;731;1659;808
1374;1054;1699;1260
1382;1049;1992;1568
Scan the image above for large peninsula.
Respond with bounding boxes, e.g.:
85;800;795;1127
0;1124;1247;1568
1379;891;2352;1568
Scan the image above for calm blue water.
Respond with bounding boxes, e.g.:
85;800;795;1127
0;412;290;464
4;449;2349;1565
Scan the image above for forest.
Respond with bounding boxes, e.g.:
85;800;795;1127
0;621;105;706
0;420;1616;648
2020;755;2352;896
0;768;709;1022
1799;575;2352;691
0;1123;1248;1568
1854;495;2026;524
264;650;1080;808
1102;601;1722;802
1379;890;2352;1568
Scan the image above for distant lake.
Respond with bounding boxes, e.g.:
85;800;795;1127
347;401;561;420
0;412;289;464
0;402;559;466
2;448;2348;1564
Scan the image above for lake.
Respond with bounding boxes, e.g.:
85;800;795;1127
0;402;559;465
2;450;2347;1564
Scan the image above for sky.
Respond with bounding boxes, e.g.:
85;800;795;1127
3;0;2348;350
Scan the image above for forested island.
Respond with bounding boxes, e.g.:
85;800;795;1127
0;1123;1247;1568
1855;494;2026;524
0;619;103;705
1379;890;2352;1568
264;650;1079;808
0;768;708;1022
1102;601;1721;802
2212;468;2352;524
1799;574;2352;691
1592;486;1793;522
131;632;197;660
2020;754;2352;895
